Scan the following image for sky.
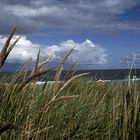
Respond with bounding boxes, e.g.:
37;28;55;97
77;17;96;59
0;0;140;70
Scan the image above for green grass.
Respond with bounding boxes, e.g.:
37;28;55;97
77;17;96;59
0;79;140;140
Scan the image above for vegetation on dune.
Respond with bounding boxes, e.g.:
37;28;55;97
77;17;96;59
0;28;140;140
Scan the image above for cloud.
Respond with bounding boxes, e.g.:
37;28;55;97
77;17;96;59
120;53;140;67
0;36;40;62
45;39;107;65
0;36;107;66
0;0;140;34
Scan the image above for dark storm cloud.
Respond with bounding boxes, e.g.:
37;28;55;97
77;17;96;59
0;0;32;5
0;13;43;34
0;0;140;34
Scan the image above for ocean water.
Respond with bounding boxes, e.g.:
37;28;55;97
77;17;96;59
1;69;140;81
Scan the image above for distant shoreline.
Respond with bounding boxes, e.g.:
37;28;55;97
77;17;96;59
1;69;140;81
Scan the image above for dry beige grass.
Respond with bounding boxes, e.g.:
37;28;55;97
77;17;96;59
0;28;20;68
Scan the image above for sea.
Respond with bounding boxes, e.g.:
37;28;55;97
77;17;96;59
1;69;140;81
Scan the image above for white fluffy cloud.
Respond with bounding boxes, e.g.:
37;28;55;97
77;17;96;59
0;36;39;62
45;39;107;65
0;36;107;66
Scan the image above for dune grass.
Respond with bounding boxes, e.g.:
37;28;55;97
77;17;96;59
0;28;140;140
